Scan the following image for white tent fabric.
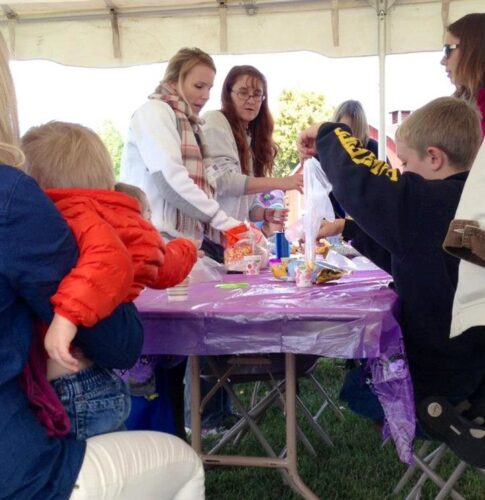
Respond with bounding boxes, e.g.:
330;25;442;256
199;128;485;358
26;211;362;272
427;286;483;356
0;0;483;68
1;0;483;159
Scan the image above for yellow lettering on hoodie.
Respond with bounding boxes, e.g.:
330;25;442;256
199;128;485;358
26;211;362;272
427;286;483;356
335;127;399;182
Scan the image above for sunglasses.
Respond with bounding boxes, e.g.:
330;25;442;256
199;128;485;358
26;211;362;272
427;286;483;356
443;44;459;59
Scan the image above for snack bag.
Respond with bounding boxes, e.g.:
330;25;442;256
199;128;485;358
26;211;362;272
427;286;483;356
223;224;268;272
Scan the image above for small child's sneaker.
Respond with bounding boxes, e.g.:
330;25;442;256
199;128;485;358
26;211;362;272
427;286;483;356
201;426;226;439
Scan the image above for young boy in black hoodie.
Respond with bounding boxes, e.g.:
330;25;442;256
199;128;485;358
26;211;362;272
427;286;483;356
297;96;485;466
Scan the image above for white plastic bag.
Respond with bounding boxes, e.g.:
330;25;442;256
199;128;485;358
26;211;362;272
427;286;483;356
285;158;335;262
189;255;225;283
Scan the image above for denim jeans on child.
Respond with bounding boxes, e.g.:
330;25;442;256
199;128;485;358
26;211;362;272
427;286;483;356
51;365;131;440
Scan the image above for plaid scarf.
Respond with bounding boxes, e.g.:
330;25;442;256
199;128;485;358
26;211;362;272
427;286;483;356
150;84;216;239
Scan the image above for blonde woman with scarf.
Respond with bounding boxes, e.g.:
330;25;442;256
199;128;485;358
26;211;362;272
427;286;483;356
121;47;243;439
121;47;241;262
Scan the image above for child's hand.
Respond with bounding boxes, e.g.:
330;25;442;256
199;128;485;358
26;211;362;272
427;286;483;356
317;219;345;239
184;238;205;259
44;314;79;372
297;122;324;162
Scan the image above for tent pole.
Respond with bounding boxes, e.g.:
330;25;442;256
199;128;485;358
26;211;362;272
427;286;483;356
377;0;387;161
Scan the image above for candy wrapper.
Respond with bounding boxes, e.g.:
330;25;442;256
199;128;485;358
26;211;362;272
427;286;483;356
271;257;347;284
223;223;268;272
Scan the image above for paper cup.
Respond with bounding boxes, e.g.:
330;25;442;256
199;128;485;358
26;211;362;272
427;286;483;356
243;255;262;275
295;265;313;288
166;277;190;301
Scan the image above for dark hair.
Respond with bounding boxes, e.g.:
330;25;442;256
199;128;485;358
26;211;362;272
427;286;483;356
220;65;277;177
447;13;485;100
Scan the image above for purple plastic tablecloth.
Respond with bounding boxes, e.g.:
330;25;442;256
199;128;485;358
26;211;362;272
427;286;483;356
136;270;415;463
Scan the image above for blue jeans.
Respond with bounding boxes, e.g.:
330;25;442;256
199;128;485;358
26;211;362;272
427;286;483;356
339;365;385;421
51;365;131;440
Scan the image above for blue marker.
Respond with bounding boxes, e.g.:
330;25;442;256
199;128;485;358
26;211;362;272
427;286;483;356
275;231;290;258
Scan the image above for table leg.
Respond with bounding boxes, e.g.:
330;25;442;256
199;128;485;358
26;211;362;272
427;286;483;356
190;355;201;454
285;352;319;500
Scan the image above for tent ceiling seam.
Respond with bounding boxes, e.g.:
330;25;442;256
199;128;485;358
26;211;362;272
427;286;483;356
0;0;449;25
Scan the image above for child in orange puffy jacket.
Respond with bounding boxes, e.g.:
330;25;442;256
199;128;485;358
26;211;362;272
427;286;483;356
21;121;198;439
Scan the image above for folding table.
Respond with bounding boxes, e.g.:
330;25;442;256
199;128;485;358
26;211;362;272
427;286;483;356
136;270;415;499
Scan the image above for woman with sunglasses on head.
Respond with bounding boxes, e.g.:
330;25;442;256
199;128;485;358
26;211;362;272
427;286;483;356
442;13;485;134
202;65;303;225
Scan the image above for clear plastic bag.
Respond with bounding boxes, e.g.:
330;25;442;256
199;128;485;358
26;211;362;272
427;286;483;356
224;224;268;272
285;158;335;262
189;255;225;283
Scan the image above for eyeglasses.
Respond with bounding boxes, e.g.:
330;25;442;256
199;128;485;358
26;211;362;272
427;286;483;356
231;89;266;102
443;44;460;59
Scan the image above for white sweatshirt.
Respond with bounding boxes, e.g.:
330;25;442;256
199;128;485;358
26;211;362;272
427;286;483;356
202;110;258;221
120;100;240;241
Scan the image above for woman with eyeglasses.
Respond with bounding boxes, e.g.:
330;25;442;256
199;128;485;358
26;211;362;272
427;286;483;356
202;65;303;225
442;13;485;134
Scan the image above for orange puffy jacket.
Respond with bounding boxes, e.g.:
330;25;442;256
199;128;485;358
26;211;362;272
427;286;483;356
47;188;197;327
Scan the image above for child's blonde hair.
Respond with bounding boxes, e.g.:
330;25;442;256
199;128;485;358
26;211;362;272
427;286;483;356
115;182;150;216
21;121;115;189
0;33;24;167
395;97;482;170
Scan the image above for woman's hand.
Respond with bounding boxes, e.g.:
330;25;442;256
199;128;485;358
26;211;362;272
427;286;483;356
264;207;289;224
280;173;304;193
317;219;345;239
44;313;80;372
297;122;324;163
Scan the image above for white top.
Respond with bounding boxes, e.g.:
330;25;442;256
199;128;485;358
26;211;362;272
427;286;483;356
202;110;258;221
450;141;485;338
120;100;239;241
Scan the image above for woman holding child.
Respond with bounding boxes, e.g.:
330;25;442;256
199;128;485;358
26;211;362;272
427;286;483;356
202;65;303;222
0;34;204;499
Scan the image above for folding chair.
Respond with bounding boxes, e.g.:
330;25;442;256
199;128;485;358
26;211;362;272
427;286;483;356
199;354;344;458
393;440;485;499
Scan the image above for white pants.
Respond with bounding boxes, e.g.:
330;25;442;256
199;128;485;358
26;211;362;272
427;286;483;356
70;431;205;499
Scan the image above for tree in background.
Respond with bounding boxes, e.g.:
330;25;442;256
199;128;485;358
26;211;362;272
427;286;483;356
98;119;124;179
273;90;334;177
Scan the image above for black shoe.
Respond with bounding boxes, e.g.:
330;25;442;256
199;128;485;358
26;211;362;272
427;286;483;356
417;396;485;468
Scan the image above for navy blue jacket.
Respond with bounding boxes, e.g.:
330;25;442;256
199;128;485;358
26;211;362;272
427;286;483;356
316;124;485;401
0;164;145;499
0;165;85;499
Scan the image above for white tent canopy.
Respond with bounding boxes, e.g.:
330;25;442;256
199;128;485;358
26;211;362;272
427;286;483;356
0;0;483;68
1;0;483;159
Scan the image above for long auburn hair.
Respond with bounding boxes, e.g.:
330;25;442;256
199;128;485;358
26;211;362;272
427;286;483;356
447;13;485;101
221;65;277;177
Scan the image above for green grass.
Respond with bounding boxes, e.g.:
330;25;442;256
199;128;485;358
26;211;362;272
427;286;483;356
204;359;485;499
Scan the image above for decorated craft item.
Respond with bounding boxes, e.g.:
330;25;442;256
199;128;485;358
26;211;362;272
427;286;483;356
223;223;268;272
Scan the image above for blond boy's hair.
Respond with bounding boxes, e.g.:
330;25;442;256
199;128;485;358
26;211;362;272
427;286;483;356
395;97;482;170
115;182;149;214
21;121;115;189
